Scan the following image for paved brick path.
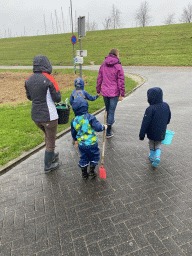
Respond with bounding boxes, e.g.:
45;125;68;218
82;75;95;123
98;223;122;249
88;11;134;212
1;66;192;255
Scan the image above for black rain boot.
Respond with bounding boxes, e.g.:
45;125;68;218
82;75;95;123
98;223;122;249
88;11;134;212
81;166;89;179
52;152;59;163
44;151;59;173
89;165;97;179
106;124;114;138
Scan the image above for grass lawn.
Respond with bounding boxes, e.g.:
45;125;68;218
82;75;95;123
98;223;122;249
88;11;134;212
0;23;192;66
0;69;137;167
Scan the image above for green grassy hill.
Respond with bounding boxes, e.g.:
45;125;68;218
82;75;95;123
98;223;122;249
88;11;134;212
1;23;192;66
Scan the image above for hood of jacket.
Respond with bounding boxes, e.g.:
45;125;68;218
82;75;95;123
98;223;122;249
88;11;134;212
74;77;84;90
147;87;163;105
72;97;88;116
104;54;120;67
33;55;52;74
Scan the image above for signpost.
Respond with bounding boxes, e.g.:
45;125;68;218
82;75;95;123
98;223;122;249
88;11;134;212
71;35;77;73
70;0;76;74
78;16;86;78
71;35;77;44
76;50;87;57
74;56;83;64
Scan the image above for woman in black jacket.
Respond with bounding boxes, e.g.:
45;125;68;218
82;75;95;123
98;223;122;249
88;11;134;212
25;55;61;172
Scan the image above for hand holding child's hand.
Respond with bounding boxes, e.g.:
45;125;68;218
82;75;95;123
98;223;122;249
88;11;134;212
104;124;107;130
119;96;124;101
75;141;79;147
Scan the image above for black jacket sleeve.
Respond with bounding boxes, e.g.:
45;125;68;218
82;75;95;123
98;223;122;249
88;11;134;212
24;81;31;101
167;108;171;124
139;107;153;139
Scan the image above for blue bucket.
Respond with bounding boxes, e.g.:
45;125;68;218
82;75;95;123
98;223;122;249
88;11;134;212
161;130;175;145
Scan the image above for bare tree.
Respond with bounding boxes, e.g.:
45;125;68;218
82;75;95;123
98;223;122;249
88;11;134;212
135;1;151;27
90;21;98;31
103;17;112;30
86;20;98;31
111;5;122;29
85;22;90;31
180;3;192;23
103;5;122;30
163;13;175;25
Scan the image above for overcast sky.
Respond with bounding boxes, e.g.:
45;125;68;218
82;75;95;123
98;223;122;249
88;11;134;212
0;0;191;38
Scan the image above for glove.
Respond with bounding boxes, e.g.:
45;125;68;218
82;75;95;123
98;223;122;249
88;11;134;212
139;137;144;141
75;141;79;147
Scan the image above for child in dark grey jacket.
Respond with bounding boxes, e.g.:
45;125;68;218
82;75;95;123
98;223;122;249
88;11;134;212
139;87;171;167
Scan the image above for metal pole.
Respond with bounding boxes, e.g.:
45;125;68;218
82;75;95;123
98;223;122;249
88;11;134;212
55;10;58;34
44;15;47;35
70;0;76;74
79;37;82;78
73;44;76;74
61;7;65;33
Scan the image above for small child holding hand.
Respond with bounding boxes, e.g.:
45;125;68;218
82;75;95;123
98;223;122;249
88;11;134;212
71;97;107;179
70;77;99;106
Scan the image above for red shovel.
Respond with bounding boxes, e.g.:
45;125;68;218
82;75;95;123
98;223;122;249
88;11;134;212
99;110;107;179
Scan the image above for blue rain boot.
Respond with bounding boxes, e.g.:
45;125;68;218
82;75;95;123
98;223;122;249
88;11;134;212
152;148;161;167
149;150;155;161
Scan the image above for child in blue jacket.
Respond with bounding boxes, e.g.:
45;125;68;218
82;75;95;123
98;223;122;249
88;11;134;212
71;97;107;179
139;87;171;167
70;77;99;106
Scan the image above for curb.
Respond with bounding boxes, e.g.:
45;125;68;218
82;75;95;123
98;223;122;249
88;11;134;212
0;108;105;175
0;74;146;175
124;72;146;95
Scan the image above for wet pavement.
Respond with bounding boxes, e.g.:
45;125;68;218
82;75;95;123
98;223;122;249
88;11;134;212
1;66;192;255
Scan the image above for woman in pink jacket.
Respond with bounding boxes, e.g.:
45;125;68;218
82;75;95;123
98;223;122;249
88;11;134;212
96;49;125;138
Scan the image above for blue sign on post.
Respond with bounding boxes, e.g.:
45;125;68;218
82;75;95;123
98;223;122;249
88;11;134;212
71;35;77;44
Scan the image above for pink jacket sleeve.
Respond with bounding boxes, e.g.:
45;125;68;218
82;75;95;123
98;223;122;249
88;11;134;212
117;65;125;97
96;64;103;94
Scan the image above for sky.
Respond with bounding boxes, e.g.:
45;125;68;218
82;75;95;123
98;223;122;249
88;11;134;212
0;0;191;38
